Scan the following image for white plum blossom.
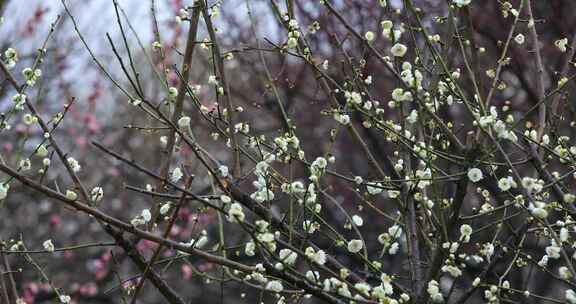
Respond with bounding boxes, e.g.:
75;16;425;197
175;8;189;23
560;227;570;243
345;91;362;105
321;60;329;70
389;88;414;102
334;112;350;125
67;157;81;173
282;181;305;195
378;232;391;246
208;75;218;85
141;209;152;222
390;43;408;57
0;183;9;200
347;239;364;253
250;187;275;203
43;239;55;252
354;282;371;297
19;158;31;171
171;167;183;183
442;264;462;277
90;187;104;202
559;266;572;280
234;122;250;134
364;31;375;42
177;116;190;128
286;37;298;49
497;176;516;191
388;225;403;238
309;157;328;180
567;289;576;304
388;242;400;255
36;145;48;157
546;241;561;259
219;195;231;204
59;295;71;303
192;233;210;249
131;209;152;226
314;250;327;265
387;190;400;199
245;242;255;256
352;215;364;226
467;168;483;182
12;93;26;110
542;134;550;145
305;247;326;265
265;280;284;293
303;220;318;234
23;114;37;125
218;165;229;177
459;224;473;243
493;120;517;142
481;243;495;262
377;273;394;296
279;248;298;265
182;232;208;249
529;201;548;219
485;286;500;302
538;255;549;267
472;277;481;287
227;203;245;223
381;20;393;31
477;106;499;128
168;87;178;99
305;270;320;282
522;177;543;193
406;109;419;124
65;190;78;201
364;75;372;85
4;48;18;68
250;160;277;203
453;0;471;7
129;98;142;106
22;67;41;86
367;182;384;195
160;202;172;215
392;88;406;102
427;280;444;303
415;167;432;188
152;41;162;50
556;38;569;52
514;33;525;45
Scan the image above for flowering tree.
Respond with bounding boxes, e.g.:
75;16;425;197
2;0;576;303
